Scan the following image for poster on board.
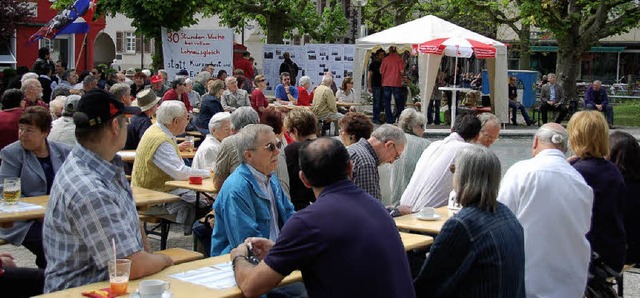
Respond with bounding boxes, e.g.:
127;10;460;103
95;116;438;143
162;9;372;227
161;28;233;79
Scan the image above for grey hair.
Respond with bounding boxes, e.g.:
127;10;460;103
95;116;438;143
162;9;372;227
398;108;426;135
109;83;131;99
236;124;274;162
82;75;96;86
478;112;500;128
230;106;259;131
21;72;38;82
224;76;237;85
454;145;501;212
21;79;40;92
184;78;193;85
535;124;568;153
156;100;186;125
194;71;212;85
371;124;407;145
547;73;556;79
321;74;333;85
593;80;602;85
299;76;311;86
208;112;231;132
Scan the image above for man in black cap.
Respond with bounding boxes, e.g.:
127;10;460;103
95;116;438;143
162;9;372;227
43;89;173;293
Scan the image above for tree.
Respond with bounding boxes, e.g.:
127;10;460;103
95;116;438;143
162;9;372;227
205;0;348;44
519;0;640;99
54;0;203;69
0;0;34;44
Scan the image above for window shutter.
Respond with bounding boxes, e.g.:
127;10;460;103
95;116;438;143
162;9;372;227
144;39;151;53
116;32;123;53
135;35;142;53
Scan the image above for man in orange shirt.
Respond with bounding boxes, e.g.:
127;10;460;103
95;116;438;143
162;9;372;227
379;46;405;124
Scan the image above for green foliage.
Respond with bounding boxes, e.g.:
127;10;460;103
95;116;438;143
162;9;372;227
309;2;350;43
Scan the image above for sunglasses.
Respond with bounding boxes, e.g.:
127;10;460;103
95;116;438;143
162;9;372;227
254;141;282;152
258;79;266;82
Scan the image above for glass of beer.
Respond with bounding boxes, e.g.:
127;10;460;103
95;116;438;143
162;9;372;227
3;177;21;205
185;136;195;153
108;259;131;296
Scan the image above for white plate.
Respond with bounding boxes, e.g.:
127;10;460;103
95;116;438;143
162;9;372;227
416;213;441;221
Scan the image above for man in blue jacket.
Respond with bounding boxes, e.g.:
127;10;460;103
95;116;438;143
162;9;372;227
210;124;294;256
584;80;614;128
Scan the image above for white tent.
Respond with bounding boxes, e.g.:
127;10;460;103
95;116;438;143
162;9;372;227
354;15;508;124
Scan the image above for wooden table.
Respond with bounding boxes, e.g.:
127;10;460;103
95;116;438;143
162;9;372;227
0;187;180;228
117;150;197;163
176;136;201;142
399;232;433;251
394;206;452;235
38;232;430;297
186;131;204;137
165;178;216;194
36;254;303;298
336;102;362;107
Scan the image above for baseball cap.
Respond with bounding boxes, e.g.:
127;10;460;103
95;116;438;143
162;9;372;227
74;89;140;128
150;75;163;83
63;94;81;114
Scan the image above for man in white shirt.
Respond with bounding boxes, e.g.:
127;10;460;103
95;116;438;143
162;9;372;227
192;112;231;170
497;123;593;298
131;101;211;234
398;114;481;213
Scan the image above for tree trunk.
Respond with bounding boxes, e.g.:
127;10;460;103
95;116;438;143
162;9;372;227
519;24;531;70
266;16;287;44
556;38;582;101
152;30;163;70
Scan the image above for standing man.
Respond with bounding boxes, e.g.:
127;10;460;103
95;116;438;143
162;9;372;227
380;46;405;123
230;138;415;298
348;124;406;201
54;61;67;83
274;72;298;104
43;89;173;292
584;80;614;128
497;123;593;298
210;124;295;256
540;73;568;124
235;51;254;80
368;49;385;124
279;52;298;82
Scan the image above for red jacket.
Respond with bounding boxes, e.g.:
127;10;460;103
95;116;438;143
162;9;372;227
162;89;193;112
234;58;254;79
297;86;313;106
0;108;23;150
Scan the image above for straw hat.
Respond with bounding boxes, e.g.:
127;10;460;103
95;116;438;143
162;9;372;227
132;89;161;112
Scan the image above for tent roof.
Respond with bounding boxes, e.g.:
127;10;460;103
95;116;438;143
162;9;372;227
356;15;505;51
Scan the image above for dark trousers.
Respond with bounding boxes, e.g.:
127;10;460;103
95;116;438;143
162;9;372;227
585;104;614;125
540;101;568;123
427;99;441;124
0;267;45;297
22;221;46;269
371;87;384;123
383;86;405;124
192;221;212;258
509;100;532;125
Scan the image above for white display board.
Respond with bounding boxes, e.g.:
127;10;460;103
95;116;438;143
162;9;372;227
161;28;234;79
262;44;355;92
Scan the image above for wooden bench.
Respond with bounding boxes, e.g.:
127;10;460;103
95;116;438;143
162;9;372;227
155;248;203;265
139;215;172;250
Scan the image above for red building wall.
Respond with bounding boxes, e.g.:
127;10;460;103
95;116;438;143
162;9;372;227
14;0;105;72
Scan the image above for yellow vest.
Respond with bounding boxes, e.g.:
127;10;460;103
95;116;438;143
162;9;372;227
131;125;180;193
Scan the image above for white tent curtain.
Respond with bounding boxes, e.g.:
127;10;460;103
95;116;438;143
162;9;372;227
354;15;508;124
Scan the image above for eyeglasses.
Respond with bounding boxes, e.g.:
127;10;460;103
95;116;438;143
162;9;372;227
253;141;282;152
391;143;402;160
92;72;98;75
180;83;188;86
258;79;266;82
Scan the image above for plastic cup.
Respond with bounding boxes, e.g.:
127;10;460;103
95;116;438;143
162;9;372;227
108;259;131;296
185;136;195;153
3;177;21;205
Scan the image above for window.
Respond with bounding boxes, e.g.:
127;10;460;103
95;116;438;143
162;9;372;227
125;32;136;53
39;39;52;51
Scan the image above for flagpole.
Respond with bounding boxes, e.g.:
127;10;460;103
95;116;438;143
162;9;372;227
76;33;88;70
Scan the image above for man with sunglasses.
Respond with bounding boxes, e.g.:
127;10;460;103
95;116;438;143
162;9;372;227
131;101;211;235
210;124;295;257
347;124;406;201
43;90;174;292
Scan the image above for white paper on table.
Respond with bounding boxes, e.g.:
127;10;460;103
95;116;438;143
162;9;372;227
0;202;44;213
169;261;237;289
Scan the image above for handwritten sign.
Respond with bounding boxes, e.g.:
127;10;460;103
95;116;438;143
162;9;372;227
161;28;233;78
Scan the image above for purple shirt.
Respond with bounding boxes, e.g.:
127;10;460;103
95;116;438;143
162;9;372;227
264;180;415;298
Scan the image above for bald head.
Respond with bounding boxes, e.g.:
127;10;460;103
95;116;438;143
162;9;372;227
533;123;568;156
300;138;351;188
